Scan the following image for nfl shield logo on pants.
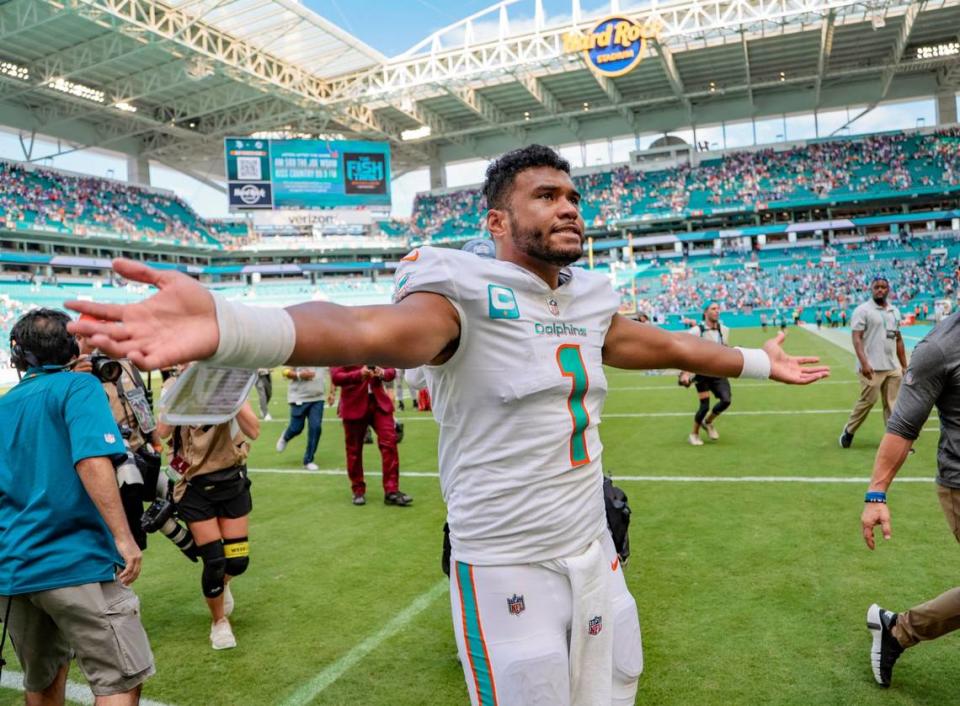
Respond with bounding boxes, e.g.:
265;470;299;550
588;615;603;635
507;594;525;616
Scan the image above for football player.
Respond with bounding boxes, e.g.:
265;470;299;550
69;145;829;706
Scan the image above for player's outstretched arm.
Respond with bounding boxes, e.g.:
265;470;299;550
66;258;460;371
602;314;829;384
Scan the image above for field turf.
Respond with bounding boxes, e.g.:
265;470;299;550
2;326;957;705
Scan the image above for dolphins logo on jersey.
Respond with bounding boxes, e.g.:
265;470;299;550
488;284;520;320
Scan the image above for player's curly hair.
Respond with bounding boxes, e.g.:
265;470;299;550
482;144;570;211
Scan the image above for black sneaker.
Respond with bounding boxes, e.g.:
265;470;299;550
352;494;366;506
384;491;413;507
867;603;904;687
839;429;854;449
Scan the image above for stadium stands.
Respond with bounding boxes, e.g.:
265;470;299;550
407;128;960;240
0;160;250;248
0;292;29;363
624;238;960;324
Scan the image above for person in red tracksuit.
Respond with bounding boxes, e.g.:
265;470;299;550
331;364;413;507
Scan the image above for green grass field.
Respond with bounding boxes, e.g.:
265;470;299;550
2;326;957;705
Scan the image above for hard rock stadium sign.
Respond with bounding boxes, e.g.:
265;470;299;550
561;15;660;78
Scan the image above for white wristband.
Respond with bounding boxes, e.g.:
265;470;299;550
735;347;771;379
207;296;296;369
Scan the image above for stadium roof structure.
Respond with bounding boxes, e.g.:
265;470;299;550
0;0;958;178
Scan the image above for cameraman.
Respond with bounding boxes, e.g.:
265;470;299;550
75;315;162;550
157;371;259;651
0;309;154;705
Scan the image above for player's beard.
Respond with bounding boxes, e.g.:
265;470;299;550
509;213;583;267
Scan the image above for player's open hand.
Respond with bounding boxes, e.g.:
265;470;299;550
763;331;830;385
861;501;892;550
66;258;219;370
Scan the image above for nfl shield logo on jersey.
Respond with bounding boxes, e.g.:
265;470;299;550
588;615;603;635
547;297;560;317
507;594;525;616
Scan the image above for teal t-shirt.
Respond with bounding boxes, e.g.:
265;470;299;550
0;370;127;595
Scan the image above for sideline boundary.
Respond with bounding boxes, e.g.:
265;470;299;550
0;672;175;706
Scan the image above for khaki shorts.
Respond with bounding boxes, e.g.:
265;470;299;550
0;580;154;696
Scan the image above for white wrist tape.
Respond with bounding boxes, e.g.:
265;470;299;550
735;347;771;379
207;296;296;369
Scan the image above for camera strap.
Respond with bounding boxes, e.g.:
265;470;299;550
114;360;157;434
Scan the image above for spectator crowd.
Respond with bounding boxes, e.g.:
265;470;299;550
402;128;960;239
0;160;249;248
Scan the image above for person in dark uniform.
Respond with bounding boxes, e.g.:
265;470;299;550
679;302;733;446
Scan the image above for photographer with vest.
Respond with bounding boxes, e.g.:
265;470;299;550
0;309;154;704
679;302;733;446
74;314;162;551
157;371;259;650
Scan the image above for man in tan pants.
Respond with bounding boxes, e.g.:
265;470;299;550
839;276;907;449
861;312;960;687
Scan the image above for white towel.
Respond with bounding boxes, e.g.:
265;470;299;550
567;537;613;706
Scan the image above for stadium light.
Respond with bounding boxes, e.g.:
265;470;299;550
186;56;215;80
114;101;138;113
47;77;104;103
401;125;431;141
0;60;29;81
916;42;959;60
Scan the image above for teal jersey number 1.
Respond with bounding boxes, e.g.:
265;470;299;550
556;344;590;467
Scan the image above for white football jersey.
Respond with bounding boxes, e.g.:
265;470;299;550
394;246;621;565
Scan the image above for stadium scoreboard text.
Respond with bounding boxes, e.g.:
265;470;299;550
225;139;391;210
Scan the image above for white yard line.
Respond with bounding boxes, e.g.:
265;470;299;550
607;379;859;391
0;671;174;706
248;468;936;483
263;406;897;425
279;580;448;706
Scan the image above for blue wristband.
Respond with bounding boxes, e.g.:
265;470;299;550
865;491;887;503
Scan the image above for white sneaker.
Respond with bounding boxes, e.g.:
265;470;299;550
275;434;287;452
210;618;236;650
704;422;719;440
688;433;704;447
222;583;234;617
304;462;319;471
263;413;273;421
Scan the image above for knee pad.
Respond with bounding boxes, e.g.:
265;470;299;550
712;399;731;416
694;398;710;424
197;540;226;598
223;537;250;577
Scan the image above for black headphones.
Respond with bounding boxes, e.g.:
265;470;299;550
9;322;80;373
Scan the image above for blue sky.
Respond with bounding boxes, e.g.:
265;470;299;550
303;0;496;57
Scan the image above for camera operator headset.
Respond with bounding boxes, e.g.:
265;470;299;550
74;313;163;550
156;368;259;650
